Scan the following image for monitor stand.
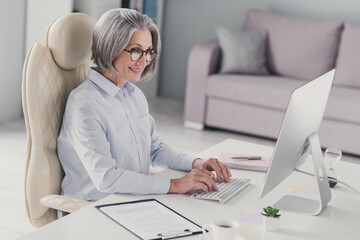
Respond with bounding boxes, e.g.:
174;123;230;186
273;132;332;215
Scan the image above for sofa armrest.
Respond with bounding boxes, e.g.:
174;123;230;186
184;41;221;126
40;194;91;213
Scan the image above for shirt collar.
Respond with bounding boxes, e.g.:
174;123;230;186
87;67;135;97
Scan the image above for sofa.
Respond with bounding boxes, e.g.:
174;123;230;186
184;9;360;156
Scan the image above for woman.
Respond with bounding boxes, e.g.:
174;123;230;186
57;8;231;203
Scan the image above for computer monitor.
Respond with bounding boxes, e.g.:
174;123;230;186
260;69;335;215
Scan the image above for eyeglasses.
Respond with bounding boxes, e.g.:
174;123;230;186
124;48;157;62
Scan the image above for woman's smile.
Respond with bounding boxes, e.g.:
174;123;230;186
129;66;143;74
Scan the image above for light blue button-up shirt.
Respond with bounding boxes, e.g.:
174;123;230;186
57;67;195;201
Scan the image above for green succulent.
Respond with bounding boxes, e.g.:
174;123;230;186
261;206;281;218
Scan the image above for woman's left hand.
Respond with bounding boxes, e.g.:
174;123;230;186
192;158;231;183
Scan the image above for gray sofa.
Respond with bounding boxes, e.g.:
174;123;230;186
184;9;360;155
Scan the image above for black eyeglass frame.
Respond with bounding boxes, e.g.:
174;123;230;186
124;48;158;62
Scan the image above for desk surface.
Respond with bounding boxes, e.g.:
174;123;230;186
17;139;360;240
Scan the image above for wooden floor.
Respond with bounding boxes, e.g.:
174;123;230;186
1;97;357;239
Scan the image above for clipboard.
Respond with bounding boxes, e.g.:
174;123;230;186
95;199;203;240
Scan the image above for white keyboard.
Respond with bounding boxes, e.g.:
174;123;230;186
190;178;251;204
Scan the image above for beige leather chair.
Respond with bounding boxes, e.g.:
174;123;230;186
22;13;97;227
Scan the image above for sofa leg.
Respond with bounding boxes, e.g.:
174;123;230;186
184;121;204;130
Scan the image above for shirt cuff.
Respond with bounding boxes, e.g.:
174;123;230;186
151;176;171;194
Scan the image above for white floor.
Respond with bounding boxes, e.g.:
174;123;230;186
1;97;357;239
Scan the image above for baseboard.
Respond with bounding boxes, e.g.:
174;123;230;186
184;121;204;130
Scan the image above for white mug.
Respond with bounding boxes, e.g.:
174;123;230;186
202;219;239;240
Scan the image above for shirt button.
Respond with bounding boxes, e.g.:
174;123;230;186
123;92;126;97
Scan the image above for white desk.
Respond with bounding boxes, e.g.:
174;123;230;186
17;139;360;240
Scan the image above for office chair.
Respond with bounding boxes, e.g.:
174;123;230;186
22;13;96;227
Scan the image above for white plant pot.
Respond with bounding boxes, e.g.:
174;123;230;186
263;216;280;232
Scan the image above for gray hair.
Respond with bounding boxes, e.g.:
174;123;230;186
91;8;161;80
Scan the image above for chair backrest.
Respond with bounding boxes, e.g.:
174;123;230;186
22;13;96;227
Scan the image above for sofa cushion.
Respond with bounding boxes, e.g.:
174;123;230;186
206;74;304;111
334;23;360;88
324;86;360;124
216;27;268;75
243;9;343;81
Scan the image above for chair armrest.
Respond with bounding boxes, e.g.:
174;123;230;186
184;41;221;125
40;194;91;213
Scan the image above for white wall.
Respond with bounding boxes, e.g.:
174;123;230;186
74;0;121;20
158;0;360;99
0;0;26;122
0;0;73;123
25;0;73;53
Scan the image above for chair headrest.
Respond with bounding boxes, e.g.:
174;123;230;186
46;13;97;71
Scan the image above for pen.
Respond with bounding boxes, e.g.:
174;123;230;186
231;156;262;160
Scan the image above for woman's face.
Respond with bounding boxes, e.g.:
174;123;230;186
113;29;153;83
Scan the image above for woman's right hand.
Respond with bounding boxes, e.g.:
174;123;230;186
168;169;218;194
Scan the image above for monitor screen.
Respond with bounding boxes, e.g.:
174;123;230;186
260;69;335;199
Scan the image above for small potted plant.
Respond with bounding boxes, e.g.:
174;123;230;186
261;206;281;232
